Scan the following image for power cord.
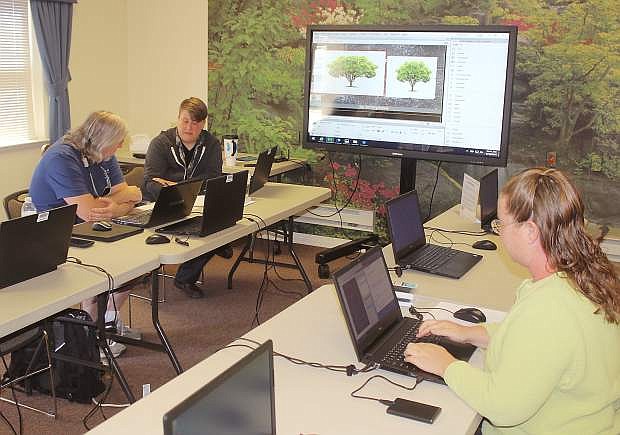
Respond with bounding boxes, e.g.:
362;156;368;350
350;374;423;405
424;226;487;236
425;161;442;222
1;355;22;435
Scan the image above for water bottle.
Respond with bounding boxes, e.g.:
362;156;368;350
21;196;37;217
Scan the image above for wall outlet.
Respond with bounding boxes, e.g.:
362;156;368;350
546;151;557;168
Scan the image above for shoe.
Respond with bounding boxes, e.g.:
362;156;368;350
174;280;204;298
215;243;234;259
119;326;142;341
100;340;126;365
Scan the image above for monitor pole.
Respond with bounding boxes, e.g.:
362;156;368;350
400;157;417;194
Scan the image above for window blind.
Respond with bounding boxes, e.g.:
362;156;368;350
0;0;35;146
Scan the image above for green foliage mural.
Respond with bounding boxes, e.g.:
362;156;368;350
209;0;620;230
327;55;378;87
396;61;432;92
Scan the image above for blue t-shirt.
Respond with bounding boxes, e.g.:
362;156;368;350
29;142;124;213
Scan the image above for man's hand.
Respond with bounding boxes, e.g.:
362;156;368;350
153;178;177;187
88;197;120;221
403;343;456;377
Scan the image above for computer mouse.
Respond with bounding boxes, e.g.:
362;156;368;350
145;234;171;245
472;239;497;251
453;307;487;323
92;221;112;232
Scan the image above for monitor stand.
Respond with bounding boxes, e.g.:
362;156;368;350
400;157;417;194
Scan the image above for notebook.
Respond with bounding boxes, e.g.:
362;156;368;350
0;204;76;288
386;190;482;279
479;169;498;233
248;146;277;195
332;246;476;384
112;178;203;228
163;340;276;435
157;170;248;237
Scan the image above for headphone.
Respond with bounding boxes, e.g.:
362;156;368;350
387;265;413;277
82;118;98;167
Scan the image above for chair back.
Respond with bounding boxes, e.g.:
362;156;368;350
3;189;29;220
124;166;144;187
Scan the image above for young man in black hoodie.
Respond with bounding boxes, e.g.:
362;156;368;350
143;97;230;298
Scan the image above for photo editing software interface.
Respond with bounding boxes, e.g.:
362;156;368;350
305;28;514;160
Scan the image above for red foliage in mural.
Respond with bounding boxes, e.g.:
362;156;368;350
291;0;340;29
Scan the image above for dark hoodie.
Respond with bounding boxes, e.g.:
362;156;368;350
142;127;222;201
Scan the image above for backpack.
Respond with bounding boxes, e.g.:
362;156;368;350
3;309;106;403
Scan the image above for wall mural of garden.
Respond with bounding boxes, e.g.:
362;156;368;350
208;0;619;240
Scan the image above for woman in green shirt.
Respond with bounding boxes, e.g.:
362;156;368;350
404;168;620;434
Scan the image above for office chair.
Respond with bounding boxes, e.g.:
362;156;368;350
3;189;29;220
123;166;144;188
0;325;58;418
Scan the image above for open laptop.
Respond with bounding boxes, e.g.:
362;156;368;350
112;178;203;228
386;190;482;279
248;146;277;195
163;339;276;435
332;247;476;384
479;169;498;233
0;204;76;288
157;170;248;237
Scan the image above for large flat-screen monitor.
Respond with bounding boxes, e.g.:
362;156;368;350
302;25;517;167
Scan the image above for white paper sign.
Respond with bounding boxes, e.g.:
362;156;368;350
460;173;480;221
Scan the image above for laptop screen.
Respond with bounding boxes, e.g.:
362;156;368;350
480;169;498;228
332;247;401;359
386;190;426;259
163;340;276;435
248;146;277;195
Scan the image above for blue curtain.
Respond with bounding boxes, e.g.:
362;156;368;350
30;0;77;142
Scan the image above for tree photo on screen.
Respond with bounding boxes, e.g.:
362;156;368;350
327;55;378;87
396;60;432;92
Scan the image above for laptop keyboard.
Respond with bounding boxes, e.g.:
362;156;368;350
409;244;457;270
159;216;201;234
112;210;151;226
380;320;442;369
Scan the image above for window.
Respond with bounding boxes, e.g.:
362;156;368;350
0;0;39;146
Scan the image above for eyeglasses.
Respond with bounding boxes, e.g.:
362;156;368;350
89;166;111;198
491;218;520;235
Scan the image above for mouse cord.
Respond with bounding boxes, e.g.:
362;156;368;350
424;226;487;236
351;375;423;405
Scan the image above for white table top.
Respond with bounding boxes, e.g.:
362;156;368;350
89;284;489;435
384;206;529;312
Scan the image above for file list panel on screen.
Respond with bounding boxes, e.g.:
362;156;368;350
303;26;517;166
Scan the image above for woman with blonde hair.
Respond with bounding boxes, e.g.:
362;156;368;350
30;110;141;222
404;168;620;434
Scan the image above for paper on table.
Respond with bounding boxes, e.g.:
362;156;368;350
460;173;480;222
434;301;507;324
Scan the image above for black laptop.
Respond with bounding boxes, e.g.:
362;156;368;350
163;340;276;435
479;169;498;233
332;247;476;384
386;190;482;279
157;171;248;237
248;146;277;195
0;204;76;288
112;178;203;228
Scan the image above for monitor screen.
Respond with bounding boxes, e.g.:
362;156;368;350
163;340;276;435
302;25;517;166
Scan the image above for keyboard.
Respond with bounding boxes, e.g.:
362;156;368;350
158;216;202;234
408;244;457;270
381;320;442;368
112;210;152;227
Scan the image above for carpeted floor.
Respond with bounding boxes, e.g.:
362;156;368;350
0;238;353;434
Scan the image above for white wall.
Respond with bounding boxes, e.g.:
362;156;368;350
127;0;208;138
70;0;208;139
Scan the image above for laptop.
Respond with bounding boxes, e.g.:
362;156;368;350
0;204;76;288
112;178;203;228
157;170;248;237
386;190;482;279
332;247;476;384
163;339;276;435
248;146;277;195
479;169;498;233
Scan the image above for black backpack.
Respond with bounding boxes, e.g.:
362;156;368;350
3;309;106;404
